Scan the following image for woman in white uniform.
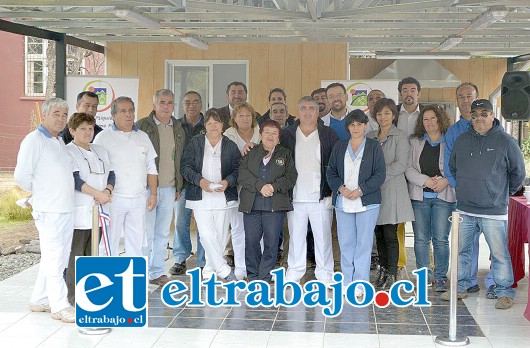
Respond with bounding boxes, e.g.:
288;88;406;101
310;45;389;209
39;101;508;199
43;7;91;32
182;109;241;281
65;113;114;305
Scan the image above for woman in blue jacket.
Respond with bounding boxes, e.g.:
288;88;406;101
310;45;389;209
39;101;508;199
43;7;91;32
327;110;386;297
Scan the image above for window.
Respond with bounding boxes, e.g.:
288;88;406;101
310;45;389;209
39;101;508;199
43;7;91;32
166;61;248;118
25;37;48;96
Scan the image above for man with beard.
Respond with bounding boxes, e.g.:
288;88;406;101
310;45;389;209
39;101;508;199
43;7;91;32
395;77;423;279
216;81;260;131
322;83;350;140
311;88;331;118
396;77;423;135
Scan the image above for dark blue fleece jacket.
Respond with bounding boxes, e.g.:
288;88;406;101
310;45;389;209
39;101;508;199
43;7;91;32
449;118;526;215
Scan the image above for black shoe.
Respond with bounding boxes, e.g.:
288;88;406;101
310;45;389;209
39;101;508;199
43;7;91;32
370;255;379;271
224;255;235;267
169;262;186;275
381;273;396;290
376;266;388;288
467;284;480;293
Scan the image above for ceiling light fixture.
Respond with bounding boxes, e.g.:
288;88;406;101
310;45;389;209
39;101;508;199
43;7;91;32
180;36;209;50
467;6;508;31
437;35;463;51
376;52;471;60
114;9;161;30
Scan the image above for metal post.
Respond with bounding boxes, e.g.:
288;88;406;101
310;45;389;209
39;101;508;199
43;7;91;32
435;211;469;346
79;205;111;335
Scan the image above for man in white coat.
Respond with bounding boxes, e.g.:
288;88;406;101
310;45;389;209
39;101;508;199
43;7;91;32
14;98;76;323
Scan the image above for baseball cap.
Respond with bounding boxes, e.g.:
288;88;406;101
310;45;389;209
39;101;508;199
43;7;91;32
471;99;493;112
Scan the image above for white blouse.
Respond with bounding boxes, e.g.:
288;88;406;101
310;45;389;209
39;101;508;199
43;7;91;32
186;139;237;210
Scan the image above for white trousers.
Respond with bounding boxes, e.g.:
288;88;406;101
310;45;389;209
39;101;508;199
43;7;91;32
287;200;334;282
100;194;147;257
30;211;74;313
193;209;232;279
230;208;247;279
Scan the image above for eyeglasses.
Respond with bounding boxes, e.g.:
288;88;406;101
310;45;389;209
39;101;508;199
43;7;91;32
471;111;491;119
262;130;279;137
184;100;201;106
76;145;105;175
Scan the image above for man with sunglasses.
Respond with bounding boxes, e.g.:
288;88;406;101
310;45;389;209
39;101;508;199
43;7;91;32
445;99;526;310
444;83;496;296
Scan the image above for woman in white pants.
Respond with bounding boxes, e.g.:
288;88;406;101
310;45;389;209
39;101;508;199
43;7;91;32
223;102;261;280
182;109;241;281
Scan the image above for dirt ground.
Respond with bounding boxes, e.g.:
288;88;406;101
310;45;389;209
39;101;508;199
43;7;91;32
0;220;37;252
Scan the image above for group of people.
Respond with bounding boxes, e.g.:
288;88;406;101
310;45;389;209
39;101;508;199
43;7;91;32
14;76;526;323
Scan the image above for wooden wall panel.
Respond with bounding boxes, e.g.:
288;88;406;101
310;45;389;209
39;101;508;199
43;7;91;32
137;43;155;117
300;43;320;97
318;43;335;82
153;43;170;92
120;42;138;77
249;43;269;111
106;42;349;116
334;43;348;80
284;43;302;114
268;43;286;90
106;42;122;75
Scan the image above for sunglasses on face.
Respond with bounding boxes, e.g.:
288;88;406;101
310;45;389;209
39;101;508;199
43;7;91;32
471;111;491;119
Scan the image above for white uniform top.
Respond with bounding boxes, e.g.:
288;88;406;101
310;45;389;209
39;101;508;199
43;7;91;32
66;143;111;229
14;125;74;213
186;139;237;210
223;126;261;154
397;104;420;136
293;127;321;203
341;145;366;213
94;125;157;198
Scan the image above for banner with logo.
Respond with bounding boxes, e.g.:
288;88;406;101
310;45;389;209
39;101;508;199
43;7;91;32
66;76;139;128
321;80;399;114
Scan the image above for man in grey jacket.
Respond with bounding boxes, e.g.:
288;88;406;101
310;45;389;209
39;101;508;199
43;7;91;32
443;99;526;310
137;89;186;286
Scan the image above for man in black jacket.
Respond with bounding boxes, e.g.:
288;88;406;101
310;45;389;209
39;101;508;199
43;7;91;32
280;96;339;284
62;91;103;144
216;81;260;131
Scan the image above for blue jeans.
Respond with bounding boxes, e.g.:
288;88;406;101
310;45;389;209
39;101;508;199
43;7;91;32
172;188;205;267
144;187;175;280
411;198;455;282
335;207;380;285
457;214;515;298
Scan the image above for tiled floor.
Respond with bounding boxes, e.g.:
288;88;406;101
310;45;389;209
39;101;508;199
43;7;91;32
0;229;528;347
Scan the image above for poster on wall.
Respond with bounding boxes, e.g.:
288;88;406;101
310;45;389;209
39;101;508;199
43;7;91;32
65;76;139;129
321;80;399;114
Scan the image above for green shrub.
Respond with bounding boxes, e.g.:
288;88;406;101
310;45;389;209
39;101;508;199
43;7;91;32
0;187;33;221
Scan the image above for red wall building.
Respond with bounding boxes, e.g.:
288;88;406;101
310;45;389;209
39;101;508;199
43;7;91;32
0;30;44;171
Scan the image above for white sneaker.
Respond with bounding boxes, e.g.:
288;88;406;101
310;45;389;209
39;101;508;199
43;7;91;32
355;286;365;299
51;306;75;323
29;303;51;312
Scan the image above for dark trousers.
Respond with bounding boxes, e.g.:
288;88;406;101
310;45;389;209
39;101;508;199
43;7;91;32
374;224;399;275
66;229;92;305
306;222;315;262
244;211;285;282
